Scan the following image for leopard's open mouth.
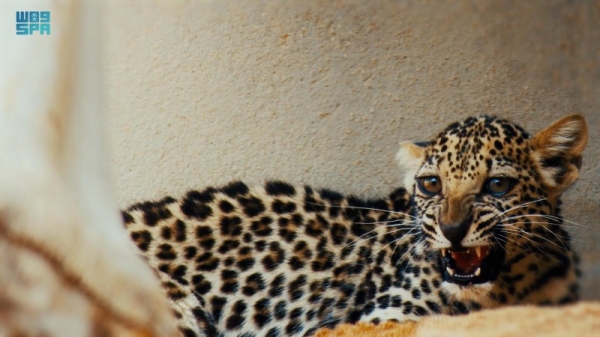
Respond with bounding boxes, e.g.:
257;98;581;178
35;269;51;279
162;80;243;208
439;245;505;285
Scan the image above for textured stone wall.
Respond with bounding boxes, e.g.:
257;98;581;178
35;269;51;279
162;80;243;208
104;1;599;299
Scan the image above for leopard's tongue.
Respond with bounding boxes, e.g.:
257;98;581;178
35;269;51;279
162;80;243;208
450;247;489;274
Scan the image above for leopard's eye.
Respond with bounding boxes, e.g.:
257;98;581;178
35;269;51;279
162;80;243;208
484;177;515;197
417;176;442;196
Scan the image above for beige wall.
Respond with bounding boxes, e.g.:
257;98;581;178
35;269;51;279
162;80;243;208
104;1;599;299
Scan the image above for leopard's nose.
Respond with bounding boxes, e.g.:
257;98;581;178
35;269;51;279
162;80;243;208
440;221;470;248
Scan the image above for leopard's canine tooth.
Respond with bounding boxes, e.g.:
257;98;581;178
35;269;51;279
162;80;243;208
475;246;482;258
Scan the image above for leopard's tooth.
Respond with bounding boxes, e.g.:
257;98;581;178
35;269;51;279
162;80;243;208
441;248;447;257
475;246;482;258
474;267;481;277
446;267;455;276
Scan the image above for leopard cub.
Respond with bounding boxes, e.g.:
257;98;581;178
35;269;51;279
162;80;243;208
123;114;587;337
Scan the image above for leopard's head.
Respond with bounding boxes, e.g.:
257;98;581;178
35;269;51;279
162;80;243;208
398;115;587;304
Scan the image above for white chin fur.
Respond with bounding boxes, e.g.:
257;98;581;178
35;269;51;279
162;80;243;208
442;281;493;305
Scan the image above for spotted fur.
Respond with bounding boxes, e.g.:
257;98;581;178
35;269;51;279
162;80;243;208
123;115;587;337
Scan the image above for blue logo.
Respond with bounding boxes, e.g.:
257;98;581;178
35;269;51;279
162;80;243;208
16;11;51;35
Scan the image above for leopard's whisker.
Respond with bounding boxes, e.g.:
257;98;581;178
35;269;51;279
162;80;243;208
390;237;425;270
493;233;543;267
500;221;586;235
499;223;569;253
500;214;587;229
490;235;511;254
487;215;543;254
354;218;416;226
369;226;423;259
494;198;548;218
306;202;418;220
402;240;427;274
353;225;419;243
496;231;547;262
344;220;420;249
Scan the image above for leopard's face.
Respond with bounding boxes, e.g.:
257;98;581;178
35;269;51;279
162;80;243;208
398;115;587;304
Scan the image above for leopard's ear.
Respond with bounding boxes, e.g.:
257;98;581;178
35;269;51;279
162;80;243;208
530;114;588;194
397;141;428;190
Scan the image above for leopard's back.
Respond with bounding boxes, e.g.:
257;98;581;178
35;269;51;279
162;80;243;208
123;181;427;336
